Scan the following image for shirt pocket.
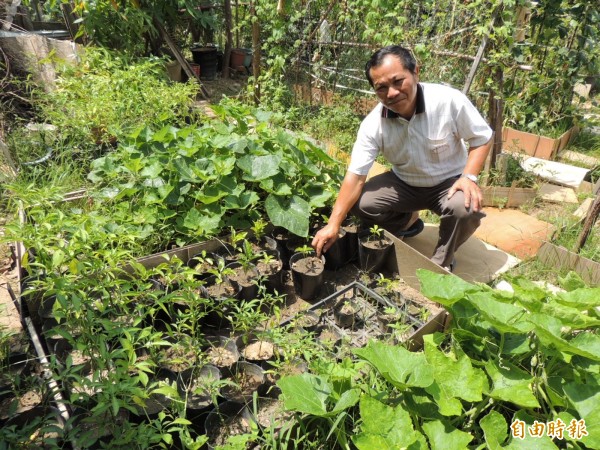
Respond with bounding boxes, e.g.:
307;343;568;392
426;136;453;163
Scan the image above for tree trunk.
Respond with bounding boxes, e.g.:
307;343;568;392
251;1;260;104
223;0;233;79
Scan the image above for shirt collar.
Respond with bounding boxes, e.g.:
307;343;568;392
381;83;425;119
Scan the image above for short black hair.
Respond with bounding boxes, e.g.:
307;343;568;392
365;45;417;87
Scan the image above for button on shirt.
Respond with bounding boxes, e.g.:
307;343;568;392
348;83;493;187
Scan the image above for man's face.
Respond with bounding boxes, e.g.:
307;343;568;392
370;54;419;119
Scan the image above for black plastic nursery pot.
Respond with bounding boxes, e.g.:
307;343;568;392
204;335;240;371
177;364;222;411
205;400;256;449
358;230;394;273
324;228;348;271
190;46;219;80
271;227;294;269
255;248;284;295
226;261;260;301
132;367;178;418
2;405;66;447
341;218;360;262
220;361;266;403
239;336;276;366
187;252;225;280
289;252;326;301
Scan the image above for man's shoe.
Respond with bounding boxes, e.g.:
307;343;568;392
396;218;424;238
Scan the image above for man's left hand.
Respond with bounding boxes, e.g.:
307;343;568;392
447;177;483;212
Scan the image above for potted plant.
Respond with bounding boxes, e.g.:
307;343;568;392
254;249;284;294
333;300;360;328
226;241;261;301
289;245;326;301
177;364;222;411
220;361;266;403
358;225;394;272
204;336;240;371
239;335;276;365
204;400;257;449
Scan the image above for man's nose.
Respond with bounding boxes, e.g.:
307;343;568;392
387;86;399;97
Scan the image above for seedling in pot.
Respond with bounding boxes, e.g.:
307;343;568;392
250;218;268;241
369;225;386;246
294;245;321;274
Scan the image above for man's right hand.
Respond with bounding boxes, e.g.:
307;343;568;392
311;224;341;258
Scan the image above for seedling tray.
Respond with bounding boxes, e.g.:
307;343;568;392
283;281;439;352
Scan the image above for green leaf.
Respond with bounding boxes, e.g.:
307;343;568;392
422;420;473;450
485;360;540;408
237;154;282;181
170;418;192;426
223;191;259;210
353;340;434;388
330;388;360;415
480;410;509;450
140;161;163;178
466;291;531;334
518;296;600;329
182;206;222;235
353;396;419;450
173;158;201;182
417;270;479;305
556;287;600;308
277;373;330;416
563;378;600;427
424;336;488;415
528;314;600;361
265;194;310;237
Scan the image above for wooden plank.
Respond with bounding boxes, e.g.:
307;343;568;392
537;242;600;287
482;186;536;208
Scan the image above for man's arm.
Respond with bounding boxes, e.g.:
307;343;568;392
447;140;492;212
312;171;367;257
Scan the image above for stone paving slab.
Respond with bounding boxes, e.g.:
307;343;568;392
473;207;556;260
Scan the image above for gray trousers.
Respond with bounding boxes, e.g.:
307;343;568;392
351;171;485;267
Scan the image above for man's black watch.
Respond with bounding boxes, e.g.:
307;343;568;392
462;173;479;184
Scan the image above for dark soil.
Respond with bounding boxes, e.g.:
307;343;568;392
160;345;196;372
291;256;324;275
255;258;282;277
228;265;256;288
205;282;237;299
222;369;264;402
361;237;392;250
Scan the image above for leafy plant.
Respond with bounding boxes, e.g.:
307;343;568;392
86;99;342;242
33;47;199;147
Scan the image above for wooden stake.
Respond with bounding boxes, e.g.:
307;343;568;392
574;195;600;253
